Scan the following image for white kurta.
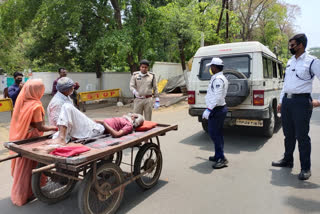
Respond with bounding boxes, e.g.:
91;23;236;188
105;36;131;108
55;103;105;139
47;91;73;126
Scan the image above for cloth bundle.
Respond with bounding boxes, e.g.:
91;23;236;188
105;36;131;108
50;145;90;157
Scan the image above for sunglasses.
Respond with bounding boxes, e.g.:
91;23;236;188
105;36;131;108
288;44;298;48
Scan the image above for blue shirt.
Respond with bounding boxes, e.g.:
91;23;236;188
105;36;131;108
8;83;21;106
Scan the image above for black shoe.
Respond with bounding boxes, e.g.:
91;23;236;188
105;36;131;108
209;156;217;162
298;170;311;180
212;158;228;169
271;158;293;168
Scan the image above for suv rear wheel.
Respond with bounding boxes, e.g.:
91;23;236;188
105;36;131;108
202;119;208;133
263;106;275;138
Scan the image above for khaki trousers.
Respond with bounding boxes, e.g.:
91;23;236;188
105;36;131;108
133;97;153;121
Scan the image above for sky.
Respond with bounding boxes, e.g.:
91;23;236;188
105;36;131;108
283;0;320;49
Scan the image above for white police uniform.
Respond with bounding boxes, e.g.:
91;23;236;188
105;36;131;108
279;52;320;172
280;53;320;102
202;58;229;165
205;72;228;110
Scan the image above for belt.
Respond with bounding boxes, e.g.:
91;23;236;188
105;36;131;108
284;93;310;98
136;95;153;99
213;105;226;111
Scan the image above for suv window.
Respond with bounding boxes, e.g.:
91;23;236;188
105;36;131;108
263;57;275;79
199;55;250;80
278;63;283;78
263;57;269;78
272;61;277;78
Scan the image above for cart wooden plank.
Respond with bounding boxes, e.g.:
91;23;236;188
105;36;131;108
4;123;178;169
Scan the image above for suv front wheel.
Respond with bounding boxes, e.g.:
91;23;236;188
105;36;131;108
262;106;275;138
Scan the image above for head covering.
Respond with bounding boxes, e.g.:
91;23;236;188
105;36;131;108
206;57;224;67
9;79;45;141
140;59;150;66
56;77;74;92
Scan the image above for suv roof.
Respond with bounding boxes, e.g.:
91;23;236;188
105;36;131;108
194;41;276;58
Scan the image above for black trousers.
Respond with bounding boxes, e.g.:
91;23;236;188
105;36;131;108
208;106;227;159
281;95;313;170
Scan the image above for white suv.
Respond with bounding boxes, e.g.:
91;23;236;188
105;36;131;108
187;41;284;137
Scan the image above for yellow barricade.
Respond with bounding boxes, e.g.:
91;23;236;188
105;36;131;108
0;98;13;113
77;88;121;112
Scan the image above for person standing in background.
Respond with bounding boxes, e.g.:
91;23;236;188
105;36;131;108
8;72;24;106
130;59;160;121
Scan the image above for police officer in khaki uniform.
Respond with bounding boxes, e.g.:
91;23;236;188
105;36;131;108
130;59;160;121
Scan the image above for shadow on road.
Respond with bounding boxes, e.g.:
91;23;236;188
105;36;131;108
117;180;168;213
285;196;320;213
270;168;320;189
0;180;168;214
189;157;214;174
180;126;271;155
0;188;80;214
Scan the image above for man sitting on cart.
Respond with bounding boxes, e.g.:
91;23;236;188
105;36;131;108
47;77;144;144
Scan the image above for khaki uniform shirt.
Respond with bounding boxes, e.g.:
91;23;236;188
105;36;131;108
130;71;159;98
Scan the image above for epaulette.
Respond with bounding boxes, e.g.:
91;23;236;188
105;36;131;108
133;71;140;75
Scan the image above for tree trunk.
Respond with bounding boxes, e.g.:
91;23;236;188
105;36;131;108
226;0;229;41
178;40;186;71
127;54;138;74
216;0;226;34
110;0;122;29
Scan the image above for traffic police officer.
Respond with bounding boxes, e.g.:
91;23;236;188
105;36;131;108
202;57;229;169
272;34;320;180
130;59;160;121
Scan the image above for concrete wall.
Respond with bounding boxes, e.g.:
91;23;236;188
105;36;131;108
151;62;183;81
32;72;100;94
0;75;6;93
0;62;182;97
102;72;132;98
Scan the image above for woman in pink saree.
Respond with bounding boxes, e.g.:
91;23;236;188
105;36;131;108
9;79;57;206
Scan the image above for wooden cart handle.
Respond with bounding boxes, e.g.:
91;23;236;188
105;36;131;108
32;163;56;174
0;153;21;163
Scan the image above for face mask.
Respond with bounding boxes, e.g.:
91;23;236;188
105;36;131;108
289;48;296;55
15;79;22;84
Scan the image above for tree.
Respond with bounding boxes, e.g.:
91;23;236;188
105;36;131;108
309;47;320;58
158;1;200;70
234;0;275;41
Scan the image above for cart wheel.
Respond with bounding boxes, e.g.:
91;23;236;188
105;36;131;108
78;163;124;214
134;143;162;190
31;163;77;204
98;151;122;167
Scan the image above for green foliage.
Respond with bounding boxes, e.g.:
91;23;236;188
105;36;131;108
308;47;320;58
0;0;299;74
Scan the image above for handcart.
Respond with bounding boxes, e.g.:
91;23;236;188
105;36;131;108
1;123;178;214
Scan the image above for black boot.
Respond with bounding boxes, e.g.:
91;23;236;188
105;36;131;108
271;158;293;168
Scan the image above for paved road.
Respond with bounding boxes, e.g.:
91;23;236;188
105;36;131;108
0;101;320;214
